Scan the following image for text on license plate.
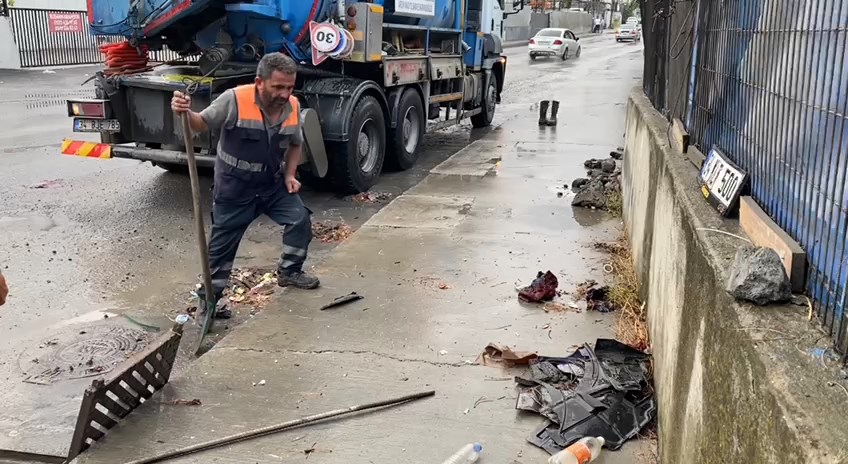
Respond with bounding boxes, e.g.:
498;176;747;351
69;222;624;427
74;118;120;133
699;147;746;208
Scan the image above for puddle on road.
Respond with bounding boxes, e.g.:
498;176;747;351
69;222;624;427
572;205;608;227
0;213;69;232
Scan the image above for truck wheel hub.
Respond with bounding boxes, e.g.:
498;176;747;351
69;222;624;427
357;118;379;173
402;107;420;153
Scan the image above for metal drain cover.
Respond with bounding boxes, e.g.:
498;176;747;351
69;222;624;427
19;325;150;384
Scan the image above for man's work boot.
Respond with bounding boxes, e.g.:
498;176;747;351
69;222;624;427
546;100;560;126
277;270;321;290
539;100;550;126
198;297;232;320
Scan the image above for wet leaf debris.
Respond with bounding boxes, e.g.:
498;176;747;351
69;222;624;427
312;221;353;242
346;191;394;204
188;267;279;315
225;269;277;307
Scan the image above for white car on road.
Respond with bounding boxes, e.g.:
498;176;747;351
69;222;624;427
616;23;642;42
528;28;582;61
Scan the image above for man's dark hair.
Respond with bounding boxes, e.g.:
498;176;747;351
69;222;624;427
257;53;297;80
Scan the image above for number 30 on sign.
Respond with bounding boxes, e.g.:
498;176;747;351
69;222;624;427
309;22;341;66
699;146;748;216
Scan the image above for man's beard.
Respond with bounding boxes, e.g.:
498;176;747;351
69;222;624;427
260;90;287;110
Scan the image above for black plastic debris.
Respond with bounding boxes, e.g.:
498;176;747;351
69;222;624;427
515;339;655;454
583;283;616;313
319;292;364;310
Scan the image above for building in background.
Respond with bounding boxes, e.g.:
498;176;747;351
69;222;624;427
502;1;594;42
11;0;85;9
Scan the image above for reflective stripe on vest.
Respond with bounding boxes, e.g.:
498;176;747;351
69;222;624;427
218;150;266;172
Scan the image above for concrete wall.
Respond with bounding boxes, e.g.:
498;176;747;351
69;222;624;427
549;10;593;33
502;9;593;42
503;7;531;42
622;87;848;463
0;17;21;69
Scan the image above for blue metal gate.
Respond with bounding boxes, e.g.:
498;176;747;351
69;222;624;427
684;0;848;354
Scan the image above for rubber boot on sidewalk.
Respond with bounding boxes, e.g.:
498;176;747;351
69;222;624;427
539;100;550;126
547;100;560;126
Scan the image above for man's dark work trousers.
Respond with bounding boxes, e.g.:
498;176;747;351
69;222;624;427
199;186;312;300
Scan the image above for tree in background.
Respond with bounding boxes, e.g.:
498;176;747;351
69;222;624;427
621;0;640;22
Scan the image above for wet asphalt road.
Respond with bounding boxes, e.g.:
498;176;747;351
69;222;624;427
0;35;643;458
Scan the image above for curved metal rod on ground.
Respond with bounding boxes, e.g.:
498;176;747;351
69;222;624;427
124;390;437;464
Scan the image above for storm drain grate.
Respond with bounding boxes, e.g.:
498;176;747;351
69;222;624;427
67;324;183;460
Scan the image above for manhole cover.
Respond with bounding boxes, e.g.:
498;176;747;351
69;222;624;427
19;325;150;385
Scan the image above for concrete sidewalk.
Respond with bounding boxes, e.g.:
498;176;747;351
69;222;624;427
73;47;649;464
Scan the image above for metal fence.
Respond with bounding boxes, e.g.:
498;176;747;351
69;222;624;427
643;0;848;356
8;8;187;68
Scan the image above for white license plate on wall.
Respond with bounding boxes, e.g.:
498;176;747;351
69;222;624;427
74;118;120;133
699;146;747;216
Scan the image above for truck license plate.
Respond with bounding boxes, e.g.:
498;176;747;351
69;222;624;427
74;118;120;133
699;146;747;216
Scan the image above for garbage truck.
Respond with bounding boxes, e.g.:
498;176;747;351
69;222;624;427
64;0;508;193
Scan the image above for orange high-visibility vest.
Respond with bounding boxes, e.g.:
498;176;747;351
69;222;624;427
214;84;300;200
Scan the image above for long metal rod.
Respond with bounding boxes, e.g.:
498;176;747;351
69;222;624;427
125;390;436;464
180;113;214;315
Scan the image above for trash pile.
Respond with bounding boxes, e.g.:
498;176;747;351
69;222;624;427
225;269;277;306
572;149;624;210
514;339;656;454
576;280;617;313
189;267;278;315
312;220;353;243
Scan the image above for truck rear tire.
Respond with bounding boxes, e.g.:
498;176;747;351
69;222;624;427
386;89;425;171
471;79;497;128
330;95;386;193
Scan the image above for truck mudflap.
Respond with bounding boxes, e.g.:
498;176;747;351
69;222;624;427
301;108;329;178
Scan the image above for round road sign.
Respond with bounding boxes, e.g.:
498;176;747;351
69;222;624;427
311;23;341;53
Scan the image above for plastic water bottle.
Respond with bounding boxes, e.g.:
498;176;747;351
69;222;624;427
441;443;482;464
547;437;605;464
